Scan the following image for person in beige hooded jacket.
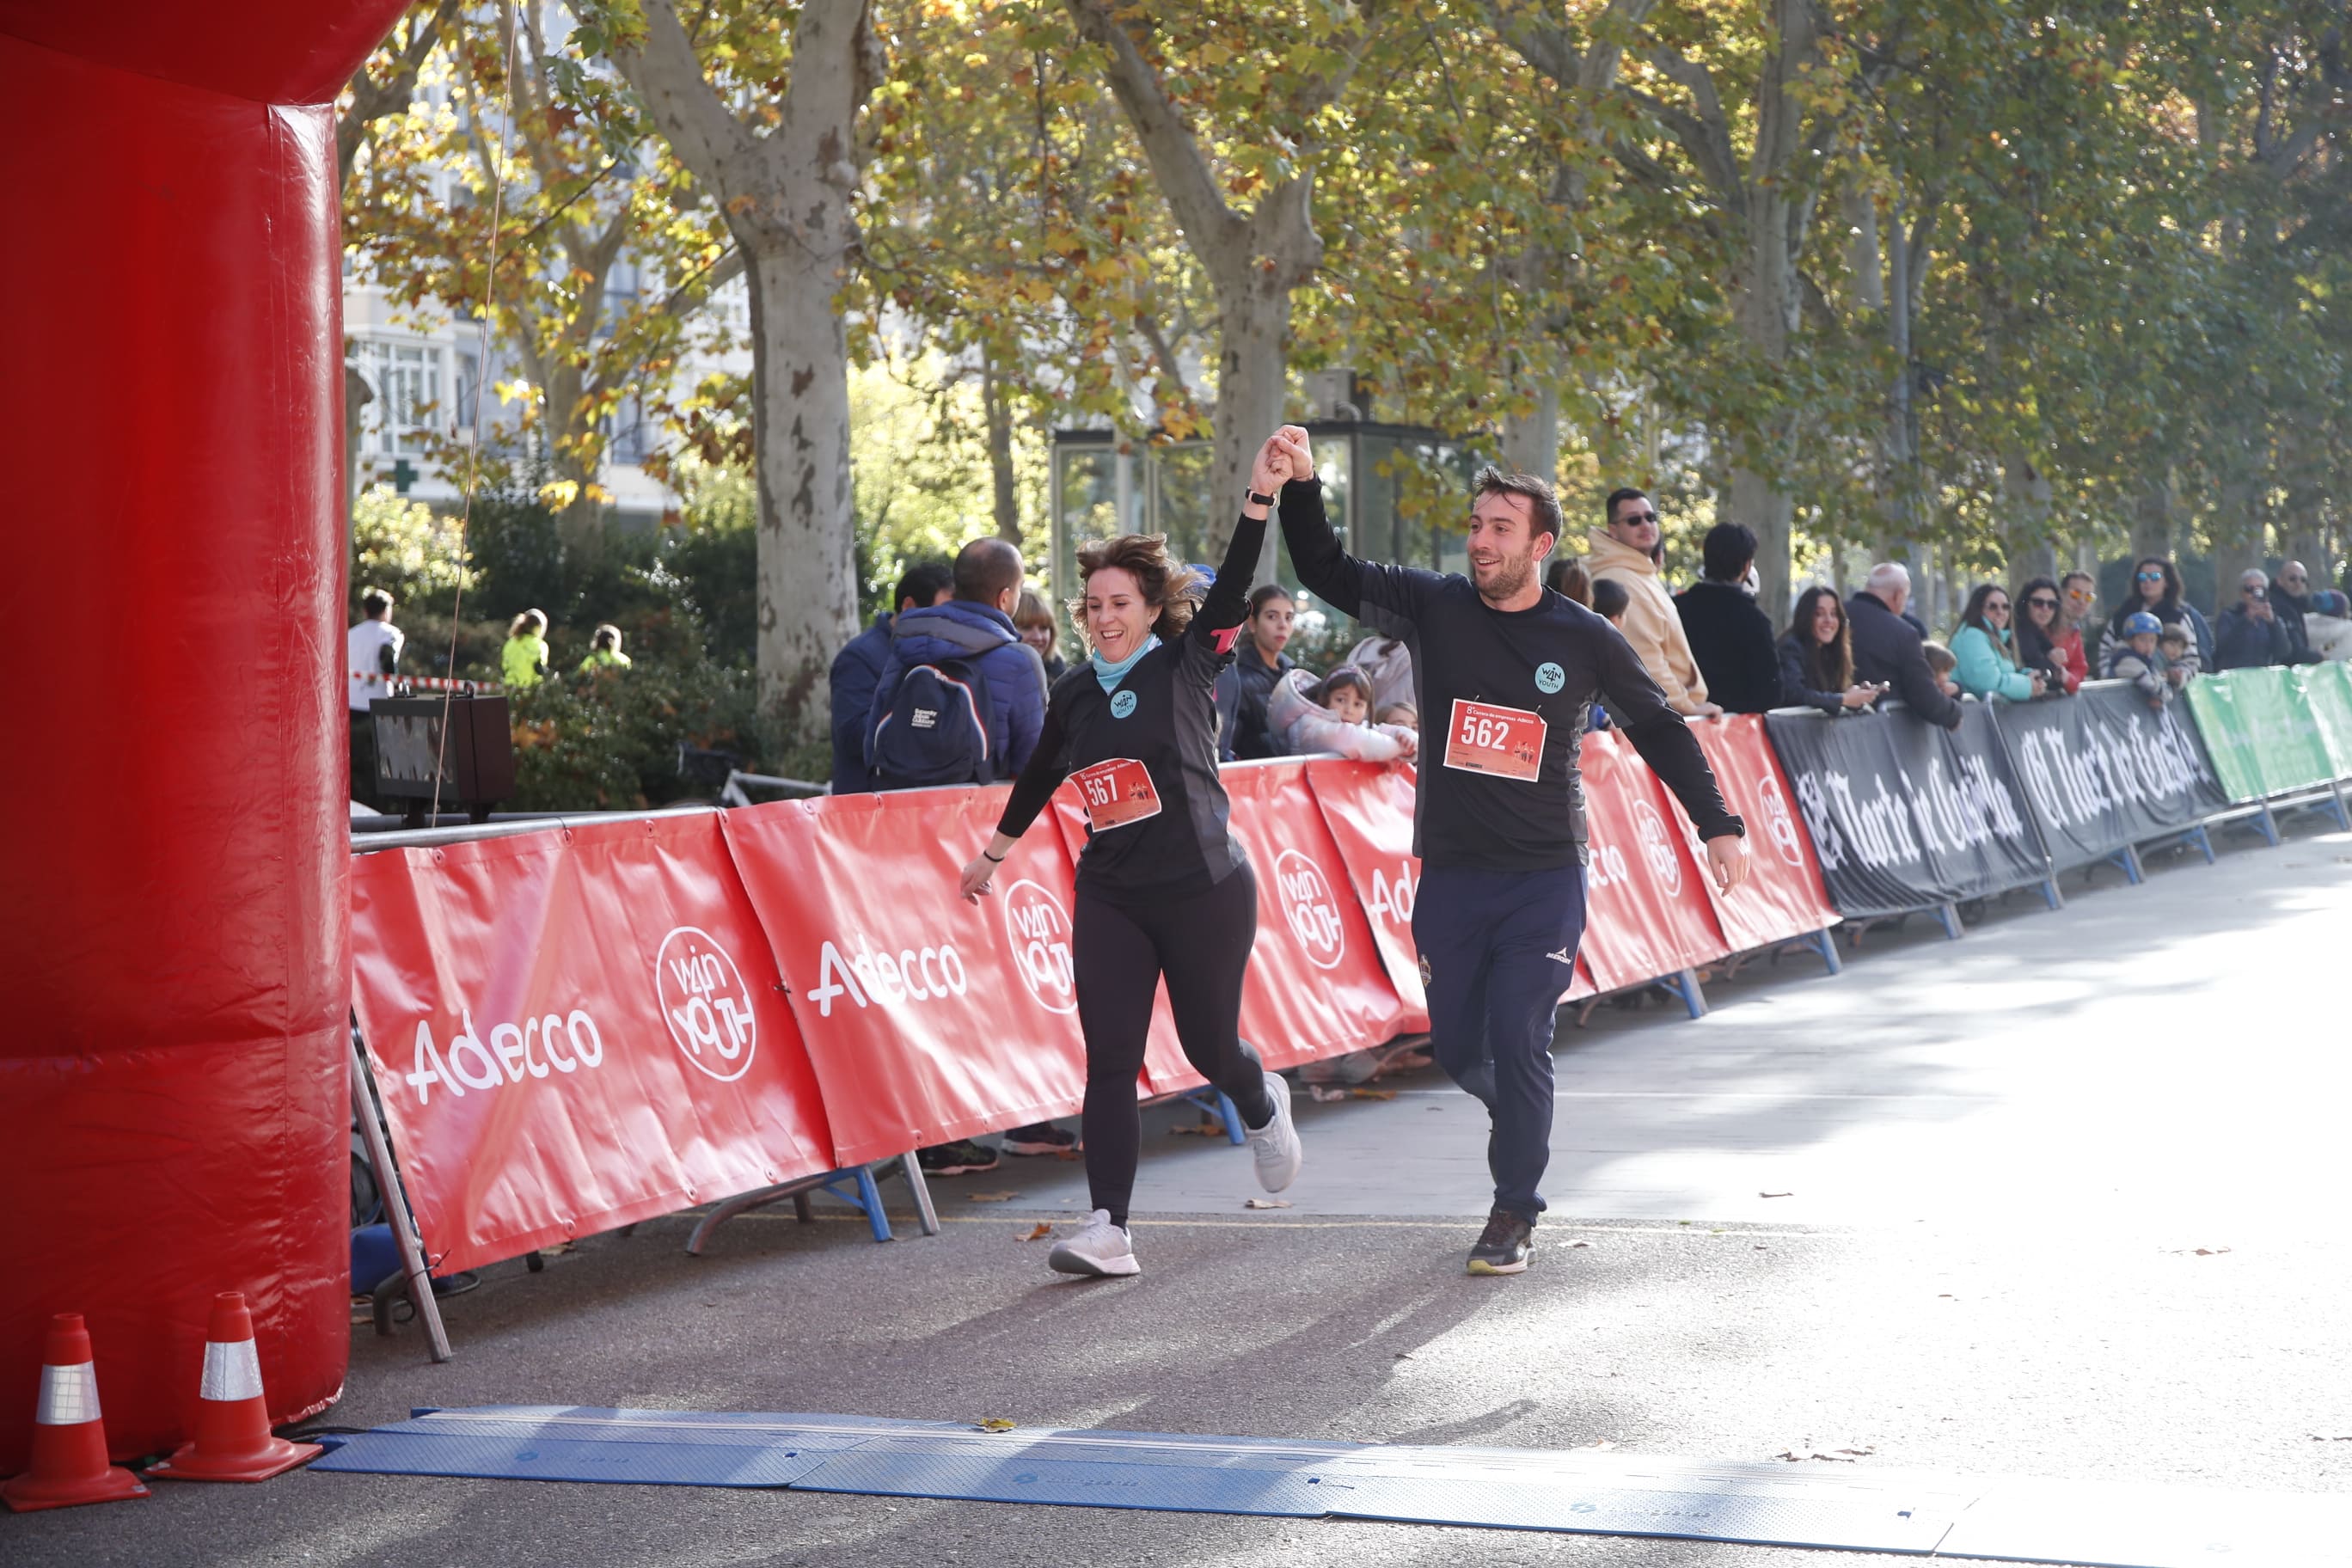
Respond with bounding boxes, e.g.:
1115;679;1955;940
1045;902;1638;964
1584;488;1719;717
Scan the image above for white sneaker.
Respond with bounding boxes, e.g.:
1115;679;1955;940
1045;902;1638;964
1246;1071;1303;1192
1047;1210;1140;1277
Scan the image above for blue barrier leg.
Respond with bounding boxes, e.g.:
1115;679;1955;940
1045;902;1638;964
2038;877;2064;912
2327;787;2350;832
853;1165;891;1242
1182;1087;1247;1144
1670;968;1707;1020
1935;903;1964;940
1809;927;1843;975
2188;824;2217;864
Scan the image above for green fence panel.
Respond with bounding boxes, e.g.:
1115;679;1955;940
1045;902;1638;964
2299;662;2352;781
2183;667;2337;800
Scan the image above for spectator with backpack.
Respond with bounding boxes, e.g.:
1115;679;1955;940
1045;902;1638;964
867;537;1065;1173
866;538;1050;792
829;560;952;795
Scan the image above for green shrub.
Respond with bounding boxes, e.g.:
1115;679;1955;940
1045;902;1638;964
505;655;774;812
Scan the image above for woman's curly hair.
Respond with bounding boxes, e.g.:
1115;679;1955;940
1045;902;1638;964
1069;534;1207;650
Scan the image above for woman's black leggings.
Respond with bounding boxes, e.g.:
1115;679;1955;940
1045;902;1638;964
1074;862;1271;1226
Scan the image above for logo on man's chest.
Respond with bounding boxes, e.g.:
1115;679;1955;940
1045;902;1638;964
1534;662;1565;695
1110;689;1138;719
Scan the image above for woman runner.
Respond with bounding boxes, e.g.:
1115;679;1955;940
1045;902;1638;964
957;435;1307;1278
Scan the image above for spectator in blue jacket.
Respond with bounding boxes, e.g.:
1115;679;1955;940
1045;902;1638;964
1949;583;2045;701
829;560;952;794
865;537;1050;783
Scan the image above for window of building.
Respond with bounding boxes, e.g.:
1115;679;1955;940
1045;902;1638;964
354;340;446;456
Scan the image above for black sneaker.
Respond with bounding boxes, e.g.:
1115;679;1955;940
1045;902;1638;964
1467;1209;1534;1276
917;1139;1001;1176
1001;1122;1080;1157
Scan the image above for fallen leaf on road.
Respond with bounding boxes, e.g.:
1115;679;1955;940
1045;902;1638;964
974;1418;1016;1432
1020;1223;1052;1241
1777;1442;1874;1462
1351;1088;1399;1100
1244;1197;1293;1210
965;1191;1019;1203
1169;1121;1223;1136
1760;1191;1794;1198
1566;1240;1591;1248
1393;1351;1413;1360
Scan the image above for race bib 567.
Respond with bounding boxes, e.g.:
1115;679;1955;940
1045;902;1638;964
1072;757;1163;830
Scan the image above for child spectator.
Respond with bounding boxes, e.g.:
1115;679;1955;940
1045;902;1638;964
1920;640;1960;696
2158;624;2193;691
1268;666;1417;762
2104;610;2172;707
1588;579;1632;729
1376;701;1418;730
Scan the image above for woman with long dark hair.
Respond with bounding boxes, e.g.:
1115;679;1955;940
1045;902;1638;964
2011;577;2077;694
1777;585;1881;714
2099;556;2211;676
1950;583;2043;701
955;433;1308;1279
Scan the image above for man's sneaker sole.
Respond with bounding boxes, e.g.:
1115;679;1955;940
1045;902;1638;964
1002;1139;1077;1157
919;1155;1001;1176
1466;1254;1531;1277
1047;1246;1140;1278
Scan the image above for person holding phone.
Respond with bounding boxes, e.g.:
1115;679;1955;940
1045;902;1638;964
954;438;1308;1279
1778;586;1883;714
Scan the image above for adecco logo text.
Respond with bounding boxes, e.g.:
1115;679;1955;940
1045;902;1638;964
401;1004;605;1106
1632;799;1683;896
807;934;971;1017
1001;879;1076;1014
1583;834;1634;890
1274;848;1346;970
1363;859;1418;929
656;926;757;1082
1755;774;1807;867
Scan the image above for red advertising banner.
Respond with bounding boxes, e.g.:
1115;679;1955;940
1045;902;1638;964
722;788;1095;1166
1219;762;1410;1068
1575;728;1733;991
1302;758;1429;1028
1686;715;1840;950
349;814;836;1274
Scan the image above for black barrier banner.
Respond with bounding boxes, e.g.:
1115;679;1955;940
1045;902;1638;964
1762;702;2049;917
1992;681;2229;872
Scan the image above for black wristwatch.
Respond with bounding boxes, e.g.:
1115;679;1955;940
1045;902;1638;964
1246;489;1278;509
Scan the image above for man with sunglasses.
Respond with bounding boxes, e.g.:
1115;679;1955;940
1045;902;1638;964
2270;560;2324;665
2214;568;2292;670
1586;489;1718;717
1274;432;1748;1277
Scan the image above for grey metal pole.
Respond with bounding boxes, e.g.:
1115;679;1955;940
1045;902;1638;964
349;1025;452;1363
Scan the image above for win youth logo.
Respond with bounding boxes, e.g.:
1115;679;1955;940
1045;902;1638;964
1001;879;1077;1015
1632;799;1683;896
1755;774;1807;867
656;927;757;1082
1274;848;1346;970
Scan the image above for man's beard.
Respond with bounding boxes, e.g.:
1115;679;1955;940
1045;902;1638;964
1473;548;1537;603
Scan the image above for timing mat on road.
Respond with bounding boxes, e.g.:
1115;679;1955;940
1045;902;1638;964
309;1406;2349;1566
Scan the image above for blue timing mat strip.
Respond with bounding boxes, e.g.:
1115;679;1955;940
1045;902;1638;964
308;1406;2352;1565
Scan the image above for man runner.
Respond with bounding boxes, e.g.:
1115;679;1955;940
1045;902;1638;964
1269;426;1749;1275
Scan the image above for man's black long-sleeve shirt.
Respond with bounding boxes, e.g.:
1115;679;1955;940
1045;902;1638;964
1277;478;1741;872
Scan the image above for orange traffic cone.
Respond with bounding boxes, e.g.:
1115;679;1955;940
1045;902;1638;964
1;1314;150;1512
147;1293;321;1483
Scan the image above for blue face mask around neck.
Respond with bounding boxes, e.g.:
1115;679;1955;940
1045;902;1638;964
1091;634;1161;692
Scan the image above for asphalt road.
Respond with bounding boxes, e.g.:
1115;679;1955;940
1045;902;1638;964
12;812;2352;1568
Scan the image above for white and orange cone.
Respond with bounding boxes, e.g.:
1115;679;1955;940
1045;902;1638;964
147;1293;320;1483
1;1313;150;1511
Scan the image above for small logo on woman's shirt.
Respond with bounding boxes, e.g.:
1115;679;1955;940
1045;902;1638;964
1111;689;1138;719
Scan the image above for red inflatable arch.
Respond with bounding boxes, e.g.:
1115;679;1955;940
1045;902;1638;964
0;0;412;1468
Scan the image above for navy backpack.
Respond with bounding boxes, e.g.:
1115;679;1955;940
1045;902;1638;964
870;658;996;789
